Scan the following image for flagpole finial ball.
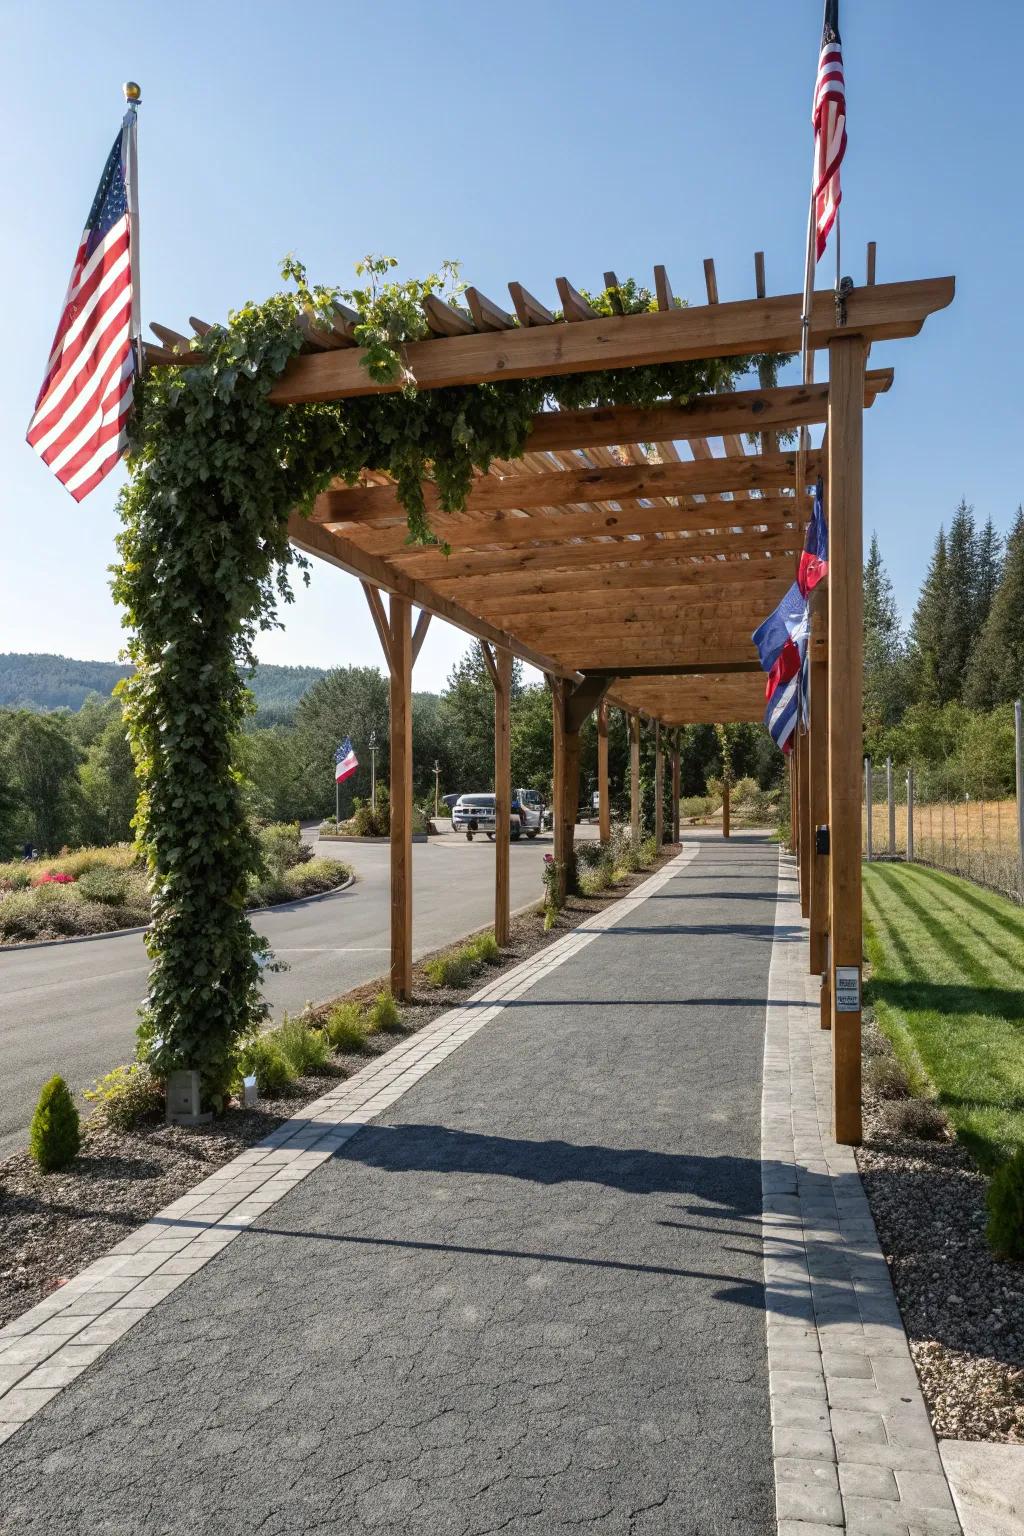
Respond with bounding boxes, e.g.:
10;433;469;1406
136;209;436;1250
123;81;142;103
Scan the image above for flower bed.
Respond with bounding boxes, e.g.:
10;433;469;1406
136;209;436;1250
0;825;353;945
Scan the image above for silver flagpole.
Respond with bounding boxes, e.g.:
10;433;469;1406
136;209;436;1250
122;82;142;370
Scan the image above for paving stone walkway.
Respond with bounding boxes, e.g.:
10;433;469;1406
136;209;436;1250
0;832;964;1535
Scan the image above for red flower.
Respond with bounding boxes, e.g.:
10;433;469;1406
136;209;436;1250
33;871;75;886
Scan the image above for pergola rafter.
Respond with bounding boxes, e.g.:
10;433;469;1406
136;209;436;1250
150;256;954;1145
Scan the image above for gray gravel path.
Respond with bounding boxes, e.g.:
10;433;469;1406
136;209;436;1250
0;832;778;1535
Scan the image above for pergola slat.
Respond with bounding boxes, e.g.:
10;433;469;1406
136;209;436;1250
312;450;820;522
392;528;801;580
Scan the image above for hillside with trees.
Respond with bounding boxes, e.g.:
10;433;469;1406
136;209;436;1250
0;653;326;720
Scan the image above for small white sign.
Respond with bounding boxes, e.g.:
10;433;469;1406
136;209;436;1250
835;966;861;1013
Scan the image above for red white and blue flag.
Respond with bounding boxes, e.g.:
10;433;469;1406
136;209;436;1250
812;0;846;262
750;479;830;755
335;738;359;784
798;479;829;596
27;107;139;502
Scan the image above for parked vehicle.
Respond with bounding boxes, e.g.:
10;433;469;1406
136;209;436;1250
452;789;545;841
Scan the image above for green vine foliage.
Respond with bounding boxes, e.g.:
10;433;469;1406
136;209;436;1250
114;255;789;1101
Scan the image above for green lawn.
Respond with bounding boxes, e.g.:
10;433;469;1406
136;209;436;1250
863;862;1024;1171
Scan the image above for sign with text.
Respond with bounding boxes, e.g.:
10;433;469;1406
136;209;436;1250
835;966;861;1013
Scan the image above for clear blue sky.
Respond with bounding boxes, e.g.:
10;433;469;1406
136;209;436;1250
1;0;1020;690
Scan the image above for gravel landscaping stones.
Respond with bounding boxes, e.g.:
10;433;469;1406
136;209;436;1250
856;1021;1024;1444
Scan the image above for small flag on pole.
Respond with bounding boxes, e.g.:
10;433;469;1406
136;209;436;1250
812;0;847;262
27;88;141;502
335;739;359;784
798;479;829;597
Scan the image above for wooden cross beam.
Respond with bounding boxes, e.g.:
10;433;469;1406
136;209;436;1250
266;279;952;403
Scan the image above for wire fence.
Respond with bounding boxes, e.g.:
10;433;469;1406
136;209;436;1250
863;705;1024;904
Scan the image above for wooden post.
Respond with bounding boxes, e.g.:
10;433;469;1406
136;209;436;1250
722;771;731;839
799;727;811;918
630;714;641;842
887;756;896;855
828;335;867;1145
906;766;915;863
809;590;830;974
672;730;681;843
864;757;873;861
492;646;512;946
388;595;413;1000
551;680;580;903
597;700;611;842
654;721;664;847
788;756;797;853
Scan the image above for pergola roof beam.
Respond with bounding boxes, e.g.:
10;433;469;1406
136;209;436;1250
265;277;953;403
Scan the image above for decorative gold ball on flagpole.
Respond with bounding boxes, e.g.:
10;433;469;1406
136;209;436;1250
123;81;142;103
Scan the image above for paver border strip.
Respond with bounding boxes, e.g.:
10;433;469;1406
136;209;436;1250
0;844;698;1444
763;850;963;1536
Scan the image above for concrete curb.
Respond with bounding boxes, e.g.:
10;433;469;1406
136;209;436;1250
0;874;356;954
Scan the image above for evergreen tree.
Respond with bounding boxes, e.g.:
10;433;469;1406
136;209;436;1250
908;526;949;704
937;499;979;702
975;516;1004;631
966;508;1024;707
863;533;905;741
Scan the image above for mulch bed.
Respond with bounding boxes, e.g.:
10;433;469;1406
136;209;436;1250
0;850;677;1331
856;1020;1024;1443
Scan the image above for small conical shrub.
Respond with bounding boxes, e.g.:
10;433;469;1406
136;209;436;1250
29;1076;81;1172
987;1148;1024;1261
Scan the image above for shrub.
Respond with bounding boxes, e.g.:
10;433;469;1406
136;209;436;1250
285;859;349;898
468;931;501;966
987;1148;1024;1260
258;821;312;880
638;835;658;868
369;990;403;1033
274;1014;331;1077
543;906;557;932
351;788;390;838
84;1063;163;1130
681;796;712;822
77;865;131;905
879;1097;950;1142
29;1076;81;1171
865;1056;912;1100
237;1035;294;1097
579;860;613;895
0;867;33;891
325;1002;370;1053
425;948;477;988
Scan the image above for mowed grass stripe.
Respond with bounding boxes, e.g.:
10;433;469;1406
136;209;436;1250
863;862;1024;1170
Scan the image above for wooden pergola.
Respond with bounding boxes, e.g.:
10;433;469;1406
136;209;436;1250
153;258;953;1144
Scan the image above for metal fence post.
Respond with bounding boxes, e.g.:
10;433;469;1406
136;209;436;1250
1016;700;1024;897
886;755;895;855
906;767;914;863
864;756;873;862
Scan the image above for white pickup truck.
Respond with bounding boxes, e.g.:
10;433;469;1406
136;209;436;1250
453;788;545;841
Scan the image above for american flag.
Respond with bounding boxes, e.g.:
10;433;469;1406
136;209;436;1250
27;108;138;502
335;738;359;784
812;0;846;262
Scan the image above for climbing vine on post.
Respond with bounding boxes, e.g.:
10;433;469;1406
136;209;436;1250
114;256;787;1104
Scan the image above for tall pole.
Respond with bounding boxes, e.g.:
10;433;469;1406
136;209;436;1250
335;772;339;831
494;648;512;946
122;83;142;362
828;333;866;1146
1016;700;1024;896
389;599;413;1000
654;721;664;848
370;734;377;812
864;757;873;862
434;759;440;818
671;729;681;844
630;714;641;842
887;755;895;855
597;700;611;842
906;767;915;863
